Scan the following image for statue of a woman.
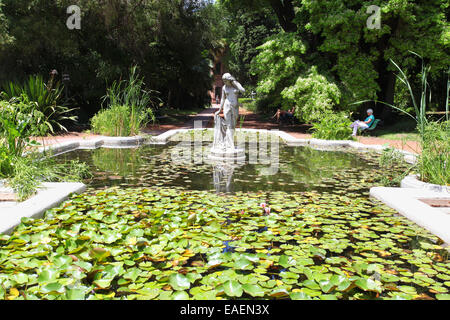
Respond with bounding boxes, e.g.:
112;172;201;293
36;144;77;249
213;73;245;151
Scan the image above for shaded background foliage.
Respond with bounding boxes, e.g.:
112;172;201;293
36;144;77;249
0;0;221;124
221;0;449;123
0;0;448;127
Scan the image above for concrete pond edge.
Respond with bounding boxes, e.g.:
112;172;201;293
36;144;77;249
0;183;86;235
370;187;449;246
1;129;448;244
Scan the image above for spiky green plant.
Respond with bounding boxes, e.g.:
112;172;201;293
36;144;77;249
1;75;77;134
94;66;159;136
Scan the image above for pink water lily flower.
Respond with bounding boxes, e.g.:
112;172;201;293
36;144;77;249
264;207;271;215
260;203;267;208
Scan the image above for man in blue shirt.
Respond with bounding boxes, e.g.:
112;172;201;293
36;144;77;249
350;109;375;136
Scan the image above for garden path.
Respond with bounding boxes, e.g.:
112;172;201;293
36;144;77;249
37;105;420;154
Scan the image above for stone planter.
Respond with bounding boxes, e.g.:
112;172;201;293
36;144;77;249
401;175;449;194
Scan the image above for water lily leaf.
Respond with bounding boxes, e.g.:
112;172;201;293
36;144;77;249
172;291;190;300
319;280;336;293
296;257;315;266
169;274;191;291
93;279;112;289
290;291;312;300
301;279;320;290
135;288;159;299
41;282;65;294
398;285;417;295
278;255;296;268
223;280;243;297
90;248;111;262
242;284;266;297
435;294;450;300
65;288;86;300
123;268;141;282
186;273;202;283
234;258;253;270
320;294;338;300
7;288;20;300
193;290;217;300
354;278;382;293
12;273;29;285
330;275;352;291
38;269;59;284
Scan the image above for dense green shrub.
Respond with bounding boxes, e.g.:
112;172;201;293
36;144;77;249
311;112;353;140
0;98;41;159
1;75;77;134
282;67;341;123
418;121;449;186
91;67;157;137
252;33;341;123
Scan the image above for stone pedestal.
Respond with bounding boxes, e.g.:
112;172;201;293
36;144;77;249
209;147;246;162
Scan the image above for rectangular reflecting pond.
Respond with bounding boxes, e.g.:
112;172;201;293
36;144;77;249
0;141;446;301
55;142;391;195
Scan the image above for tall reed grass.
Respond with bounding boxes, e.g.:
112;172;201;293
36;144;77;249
353;52;449;186
91;66;158;137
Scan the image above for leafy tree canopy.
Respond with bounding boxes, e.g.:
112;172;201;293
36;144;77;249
246;0;449;122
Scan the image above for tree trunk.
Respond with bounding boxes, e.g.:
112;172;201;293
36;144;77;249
268;0;297;32
376;69;396;124
374;17;401;124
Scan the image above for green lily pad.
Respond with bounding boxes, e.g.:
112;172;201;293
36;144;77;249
242;284;266;297
169;274;191;291
223;280;243;297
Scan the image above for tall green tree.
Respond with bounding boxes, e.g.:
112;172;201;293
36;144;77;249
221;0;297;32
298;0;449;118
0;0;222;119
226;7;281;86
242;0;449;122
0;1;12;46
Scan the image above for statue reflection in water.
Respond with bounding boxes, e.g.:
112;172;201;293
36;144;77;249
213;163;240;193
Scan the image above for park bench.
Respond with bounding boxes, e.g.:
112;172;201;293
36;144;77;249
360;119;381;135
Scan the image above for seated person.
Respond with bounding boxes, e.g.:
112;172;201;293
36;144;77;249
350;109;375;136
272;107;296;124
285;107;296;123
272;109;286;123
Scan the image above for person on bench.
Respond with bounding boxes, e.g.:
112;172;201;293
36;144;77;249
350;109;375;137
272;107;295;124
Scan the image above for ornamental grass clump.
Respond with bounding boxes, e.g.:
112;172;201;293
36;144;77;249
91;66;158;137
0;97;91;200
418;121;449;186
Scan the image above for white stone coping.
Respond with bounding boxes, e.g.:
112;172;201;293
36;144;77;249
401;175;449;194
36;135;146;157
30;129;418;164
0;182;86;235
370;187;450;246
0;128;428;236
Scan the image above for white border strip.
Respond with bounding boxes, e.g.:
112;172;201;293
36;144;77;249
3;128;443;238
370;187;450;246
0;182;86;234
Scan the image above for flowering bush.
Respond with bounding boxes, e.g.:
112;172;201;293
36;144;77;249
311;112;353;140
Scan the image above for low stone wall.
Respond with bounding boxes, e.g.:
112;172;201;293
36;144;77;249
0;182;86;234
401;175;449;194
1;129;424;235
371;187;450;246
